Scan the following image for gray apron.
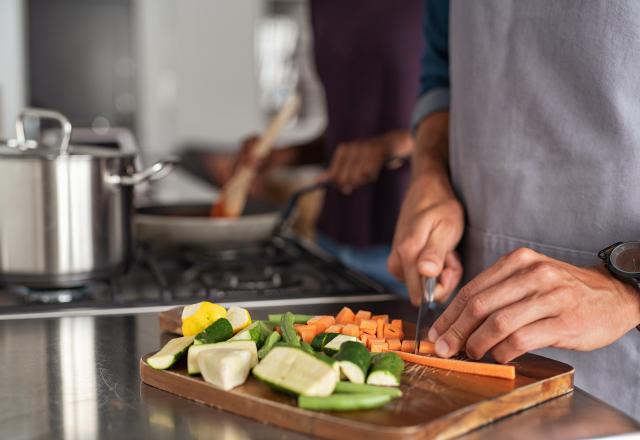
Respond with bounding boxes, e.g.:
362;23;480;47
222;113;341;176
450;0;640;417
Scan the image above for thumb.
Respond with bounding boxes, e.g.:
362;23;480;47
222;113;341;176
417;223;457;278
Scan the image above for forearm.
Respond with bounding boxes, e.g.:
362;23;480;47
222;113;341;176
271;135;325;167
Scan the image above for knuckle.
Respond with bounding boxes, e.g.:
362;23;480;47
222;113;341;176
455;286;474;307
508;331;530;353
397;240;419;261
468;296;487;319
509;247;539;264
448;324;466;343
491;312;512;335
465;342;483;360
491;349;511;364
529;261;557;282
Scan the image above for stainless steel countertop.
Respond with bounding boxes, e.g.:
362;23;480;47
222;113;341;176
3;302;639;440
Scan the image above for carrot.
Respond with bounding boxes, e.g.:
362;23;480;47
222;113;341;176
342;324;360;338
295;325;317;344
401;340;416;353
359;319;378;335
307;316;335;334
383;325;403;340
360;333;372;347
371;314;389;324
419;340;436;354
392;351;516;380
371;342;389;353
367;337;385;349
336;307;356;324
390;319;403;330
325;324;344;333
387;338;401;351
376;319;384;339
355;310;372;320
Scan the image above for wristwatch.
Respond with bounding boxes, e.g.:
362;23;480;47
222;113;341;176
598;241;640;332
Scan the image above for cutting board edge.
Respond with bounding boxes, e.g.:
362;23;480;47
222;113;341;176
139;354;574;440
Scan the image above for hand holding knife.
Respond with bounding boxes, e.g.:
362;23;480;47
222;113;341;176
414;276;436;354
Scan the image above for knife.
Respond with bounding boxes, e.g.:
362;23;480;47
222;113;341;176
414;276;436;354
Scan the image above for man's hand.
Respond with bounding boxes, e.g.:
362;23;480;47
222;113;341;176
387;112;465;305
429;247;640;363
322;130;413;194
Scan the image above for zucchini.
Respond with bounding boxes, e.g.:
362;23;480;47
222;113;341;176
252;346;338;396
334;341;371;384
280;312;301;347
258;331;281;359
198;349;252;391
334;381;402;398
267;313;312;324
147;335;195;370
229;321;272;347
311;332;340;351
298;393;392;411
366;353;405;386
194;318;233;345
314;352;341;376
323;334;359;355
187;341;258;375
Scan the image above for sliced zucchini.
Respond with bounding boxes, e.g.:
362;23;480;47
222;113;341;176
366;352;405;386
323;334;359;355
198;349;252;390
314;352;341;377
147;335;195;370
229;321;272;347
187;340;258;375
334;341;371;384
252;346;338;396
193;318;233;345
310;332;340;352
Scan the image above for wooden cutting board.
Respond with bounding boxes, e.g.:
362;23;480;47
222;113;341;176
141;317;574;439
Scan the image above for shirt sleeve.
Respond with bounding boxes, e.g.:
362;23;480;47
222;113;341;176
411;0;450;131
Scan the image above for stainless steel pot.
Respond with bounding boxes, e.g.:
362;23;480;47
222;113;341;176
0;108;176;287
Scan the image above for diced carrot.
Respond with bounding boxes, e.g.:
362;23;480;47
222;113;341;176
390;319;403;330
307;316;335;334
336;307;356;324
387;338;401;351
367;337;385;349
295;325;317;344
325;324;344;333
359;319;378;335
376;319;384;339
355;310;372;321
419;340;436;354
360;333;372;347
392;351;516;380
371;314;389;324
371;342;389;353
342;324;360;338
401;340;416;353
384;324;403;340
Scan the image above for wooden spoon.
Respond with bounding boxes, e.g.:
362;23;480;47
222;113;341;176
212;94;301;218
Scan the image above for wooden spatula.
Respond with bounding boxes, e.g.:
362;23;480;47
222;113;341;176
212;94;301;218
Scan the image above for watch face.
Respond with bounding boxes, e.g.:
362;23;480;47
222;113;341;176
610;242;640;274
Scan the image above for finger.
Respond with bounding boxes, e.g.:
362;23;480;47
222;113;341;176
387;249;404;281
433;252;463;302
336;147;359;192
403;263;424;307
490;318;561;363
429;266;540;352
345;146;368;188
417;221;458;278
465;288;565;359
237;137;260;169
326;145;347;183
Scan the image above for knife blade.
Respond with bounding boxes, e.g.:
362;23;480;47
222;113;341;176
414;276;435;354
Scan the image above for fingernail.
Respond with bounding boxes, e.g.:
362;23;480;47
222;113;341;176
419;260;438;275
428;327;439;343
435;338;450;357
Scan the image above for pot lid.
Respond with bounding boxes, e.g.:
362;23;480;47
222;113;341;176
0;108;134;159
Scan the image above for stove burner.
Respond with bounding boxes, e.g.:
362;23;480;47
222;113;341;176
7;282;112;304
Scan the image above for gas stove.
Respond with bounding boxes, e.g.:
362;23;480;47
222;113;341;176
0;234;396;319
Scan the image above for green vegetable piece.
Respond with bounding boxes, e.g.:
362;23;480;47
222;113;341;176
301;342;315;355
334;381;402;398
194;318;233;345
258;331;281;359
310;332;340;352
298;393;392;411
267;313;313;324
280;312;301;347
334;341;371;384
366;353;405;387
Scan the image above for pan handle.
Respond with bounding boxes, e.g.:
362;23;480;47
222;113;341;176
106;157;179;186
273;180;330;236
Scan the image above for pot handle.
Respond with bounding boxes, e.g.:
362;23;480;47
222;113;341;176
106;157;179;186
16;108;72;154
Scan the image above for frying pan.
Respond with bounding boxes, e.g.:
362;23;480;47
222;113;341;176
135;182;327;249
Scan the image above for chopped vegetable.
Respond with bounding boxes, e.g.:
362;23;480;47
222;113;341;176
229;321;272;347
194;318;234;345
280;312;301;347
298;393;392;411
267;313;313;324
419;340;436;354
253;346;338;396
376;319;384;339
383;325;403;340
355;310;372;321
198;349;252;390
323;334;359;355
325;324;344;333
258;331;281;359
341;324;359;338
335;381;402;398
392;351;516;380
310;332;340;351
147;335;195;370
370;342;388;353
367;353;404;386
294;324;318;343
226;306;252;333
181;301;227;336
335;307;355;324
188;341;258;375
307;316;335;334
371;314;389;324
359;319;378;335
387;339;401;351
301;341;316;355
334;341;372;384
390;319;403;330
360;333;372;348
367;337;385;349
400;340;416;353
